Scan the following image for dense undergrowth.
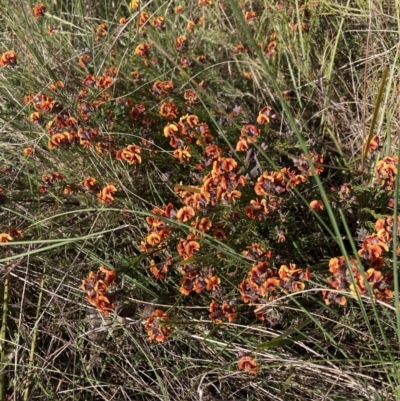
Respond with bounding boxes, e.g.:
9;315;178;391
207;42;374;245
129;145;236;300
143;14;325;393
0;0;400;400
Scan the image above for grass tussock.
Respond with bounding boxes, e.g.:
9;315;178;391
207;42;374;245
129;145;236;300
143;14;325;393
0;0;400;400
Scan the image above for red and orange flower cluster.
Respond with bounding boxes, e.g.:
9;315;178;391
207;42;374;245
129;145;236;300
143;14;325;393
323;256;393;306
22;64;148;203
236;124;262;152
324;214;397;305
116;144;142;165
140;202;227;296
164;114;211;147
143;309;174;342
141;203;176;252
148;256;172;280
174;154;247;209
209;300;236;324
143;205;213;286
81;266;117;315
95;22;108;42
375;156;397;191
39;171;64;193
24;67;135;159
179;265;221;297
231;107;275;153
244;153;324;222
239;244;310;319
149;80;174;97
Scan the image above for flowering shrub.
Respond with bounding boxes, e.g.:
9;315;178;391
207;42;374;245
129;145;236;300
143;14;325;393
1;0;399;395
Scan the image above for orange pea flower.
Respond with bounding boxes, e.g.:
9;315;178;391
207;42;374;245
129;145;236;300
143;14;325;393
173;147;191;162
146;215;164;228
191;217;212;232
227;190;241;203
0;51;17;67
146;232;161;245
116;144;142;164
130;104;146;120
139;11;149;26
135;43;151;57
256;106;275;124
209;300;236;323
164;123;179;137
96;75;114;89
96;23;108;38
78;54;91;69
180;56;194;68
184;90;199;105
179;276;193;295
358;235;388;262
205;275;220;291
209;300;223;323
33;4;46;18
184;240;200;257
213;227;227;240
29;112;43;125
174;35;188;51
264;41;278;58
97;184;117;204
236;137;249;151
152;16;166;30
375;156;398;190
310;200;324;211
187;20;195;33
98;265;117;286
176;206;195;222
220;158;237;172
49;81;64;91
131;70;140;81
193;275;206;293
81;176;97;191
238;355;258;374
0;233;12;243
150;80;174;96
241;124;260;140
48;133;69;149
159;101;178;119
91;293;115;315
244;11;258;24
23;147;34;156
222;303;237;322
234;44;246;53
130;0;139;9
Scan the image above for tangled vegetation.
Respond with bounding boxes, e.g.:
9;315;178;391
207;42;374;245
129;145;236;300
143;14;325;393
1;0;400;400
